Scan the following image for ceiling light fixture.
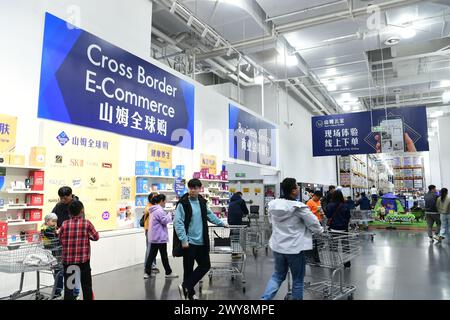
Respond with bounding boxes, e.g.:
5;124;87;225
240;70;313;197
325;68;337;76
327;83;337;91
384;36;400;46
440;80;450;88
255;75;264;85
342;104;351;112
170;1;177;13
286;54;298;66
399;26;416;39
443;91;450;103
430;110;444;118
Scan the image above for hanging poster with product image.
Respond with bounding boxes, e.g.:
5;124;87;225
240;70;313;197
229;104;277;167
312;106;429;157
200;154;217;175
0;114;17;153
148;143;173;169
37;13;195;149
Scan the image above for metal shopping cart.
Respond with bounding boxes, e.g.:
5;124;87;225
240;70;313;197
199;225;247;294
245;213;271;257
0;237;63;300
350;209;376;241
290;231;362;300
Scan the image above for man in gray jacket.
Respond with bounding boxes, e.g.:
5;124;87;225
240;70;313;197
261;178;323;300
425;185;441;242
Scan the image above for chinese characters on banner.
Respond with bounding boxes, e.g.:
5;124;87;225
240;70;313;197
147;143;173;169
312;106;429;157
37;13;195;150
200;154;217;175
229;104;277;167
0;114;17;153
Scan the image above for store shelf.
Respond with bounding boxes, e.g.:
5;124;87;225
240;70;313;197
199;179;229;183
0;164;44;170
136;175;179;179
7;221;40;226
0;205;43;211
209;204;227;208
135;190;176;195
0;189;45;194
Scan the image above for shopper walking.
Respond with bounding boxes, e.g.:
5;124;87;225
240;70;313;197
144;194;179;279
436;188;450;243
326;190;352;268
307;190;323;222
261;178;323;300
227;192;249;225
356;192;371;230
143;192;159;276
174;179;228;300
425;185;441;242
59;200;99;300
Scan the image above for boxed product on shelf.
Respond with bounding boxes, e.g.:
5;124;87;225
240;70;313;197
26;194;44;206
25;230;40;243
29;170;45;191
135;196;147;207
393;157;402;168
413;169;422;177
8;154;25;166
404;179;414;190
221;170;228;180
0;221;7;245
413;156;422;167
403;157;412;168
136;178;149;194
193;172;201;179
24;209;42;221
29;147;46;167
414;179;423;189
403;169;413;178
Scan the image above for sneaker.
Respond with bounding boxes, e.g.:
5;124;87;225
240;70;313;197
143;273;150;279
165;273;179;279
433;235;442;242
74;295;80;300
188;294;199;300
151;268;160;274
52;293;62;300
178;284;187;300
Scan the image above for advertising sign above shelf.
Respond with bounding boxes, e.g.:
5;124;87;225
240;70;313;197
312;106;429;157
37;13;195;149
229;104;277;167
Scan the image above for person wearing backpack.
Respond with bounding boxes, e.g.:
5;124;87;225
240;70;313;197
141;192;159;277
326;190;352;268
173;179;229;300
436;188;450;243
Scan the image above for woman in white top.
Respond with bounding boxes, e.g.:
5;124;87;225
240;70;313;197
436;188;450;242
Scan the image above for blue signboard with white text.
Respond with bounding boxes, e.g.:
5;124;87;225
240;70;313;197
229;104;277;166
312;106;429;157
38;13;194;149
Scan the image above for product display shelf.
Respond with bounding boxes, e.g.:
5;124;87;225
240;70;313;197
135;175;178;179
196;172;229;218
199;178;229;183
0;164;45;171
0;190;45;194
7;221;40;226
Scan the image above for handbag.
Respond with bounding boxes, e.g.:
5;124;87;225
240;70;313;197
326;203;343;228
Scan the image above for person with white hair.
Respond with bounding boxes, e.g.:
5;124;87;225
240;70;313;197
40;212;63;298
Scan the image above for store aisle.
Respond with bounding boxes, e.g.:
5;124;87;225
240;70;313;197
91;230;450;300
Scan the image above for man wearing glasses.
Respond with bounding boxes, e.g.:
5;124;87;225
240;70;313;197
52;186;79;228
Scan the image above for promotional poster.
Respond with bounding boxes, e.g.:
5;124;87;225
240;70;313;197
312;106;429;157
37;13;195;149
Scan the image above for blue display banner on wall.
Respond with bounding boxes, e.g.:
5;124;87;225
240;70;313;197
312;106;429;157
38;13;195;149
229;104;277;166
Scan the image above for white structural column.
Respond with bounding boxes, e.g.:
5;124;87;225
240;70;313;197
438;116;450;188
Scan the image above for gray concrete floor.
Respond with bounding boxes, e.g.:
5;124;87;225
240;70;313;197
91;230;450;300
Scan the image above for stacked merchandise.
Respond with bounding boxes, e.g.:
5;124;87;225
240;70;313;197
135;161;185;212
193;166;229;219
393;155;424;192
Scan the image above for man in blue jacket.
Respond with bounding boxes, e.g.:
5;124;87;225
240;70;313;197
174;179;228;300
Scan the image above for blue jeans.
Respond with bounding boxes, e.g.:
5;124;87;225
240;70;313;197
440;214;450;239
262;251;306;300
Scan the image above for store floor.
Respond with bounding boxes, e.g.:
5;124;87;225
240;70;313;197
91;230;450;300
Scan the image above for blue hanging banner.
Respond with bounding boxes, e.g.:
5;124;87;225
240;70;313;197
311;106;429;157
37;13;195;149
229;104;277;166
174;178;186;197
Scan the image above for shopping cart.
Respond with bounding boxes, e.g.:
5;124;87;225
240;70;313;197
350;209;375;241
0;237;63;300
245;214;271;257
199;225;247;294
302;231;362;300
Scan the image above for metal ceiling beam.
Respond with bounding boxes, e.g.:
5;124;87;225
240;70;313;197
265;0;346;22
275;0;423;35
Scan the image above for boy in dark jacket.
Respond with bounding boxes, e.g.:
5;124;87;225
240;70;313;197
227;192;249;225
